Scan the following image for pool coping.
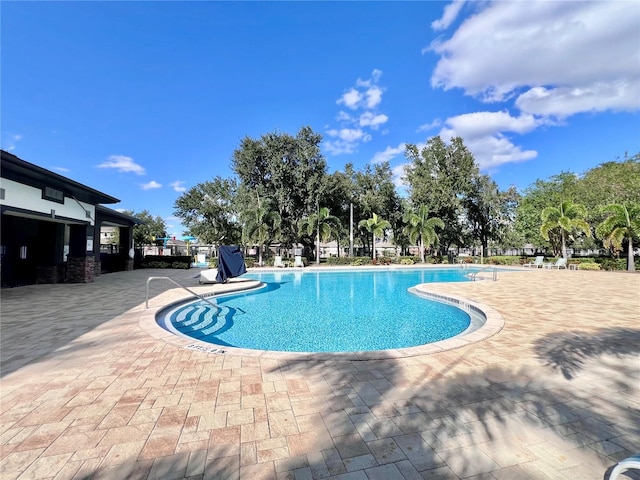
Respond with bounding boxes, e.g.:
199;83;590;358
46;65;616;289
138;270;505;361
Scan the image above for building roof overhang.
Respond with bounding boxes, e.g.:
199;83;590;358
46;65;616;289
1;150;120;205
96;205;145;227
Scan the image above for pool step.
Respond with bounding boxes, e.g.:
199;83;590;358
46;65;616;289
170;302;231;337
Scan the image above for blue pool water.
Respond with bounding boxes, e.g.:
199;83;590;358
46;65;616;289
159;268;475;353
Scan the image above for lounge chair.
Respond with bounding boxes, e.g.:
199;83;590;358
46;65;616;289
524;256;545;268
545;258;567;269
609;454;640;480
274;255;285;268
293;255;304;268
199;268;219;284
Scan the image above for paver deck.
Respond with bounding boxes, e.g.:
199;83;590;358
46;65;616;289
1;266;638;480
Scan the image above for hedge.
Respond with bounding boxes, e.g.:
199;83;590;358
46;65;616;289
140;255;192;269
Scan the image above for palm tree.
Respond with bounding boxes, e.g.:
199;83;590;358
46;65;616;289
402;205;445;263
358;213;391;260
596;203;640;272
242;195;281;266
298;207;341;264
540;201;591;259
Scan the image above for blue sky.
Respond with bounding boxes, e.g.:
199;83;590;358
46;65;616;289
2;1;639;237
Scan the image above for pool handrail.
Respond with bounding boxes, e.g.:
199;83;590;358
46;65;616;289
469;266;498;281
145;276;218;309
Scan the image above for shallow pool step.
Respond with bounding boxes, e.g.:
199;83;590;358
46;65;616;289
170;302;232;337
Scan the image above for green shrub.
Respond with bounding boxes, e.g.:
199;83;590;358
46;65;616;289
208;258;218;268
578;262;601;271
172;262;191;269
141;255;192;269
244;257;256;268
397;256;418;264
595;258;623;271
351;257;372;266
379;257;392;265
485;256;522;266
326;257;353;265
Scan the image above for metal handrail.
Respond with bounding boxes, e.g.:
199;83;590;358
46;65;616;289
469;266;498;281
145;276;218;309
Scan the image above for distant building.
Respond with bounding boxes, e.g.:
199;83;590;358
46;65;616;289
1;150;143;286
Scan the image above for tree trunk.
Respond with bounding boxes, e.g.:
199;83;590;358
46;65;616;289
371;234;375;259
561;230;567;259
419;239;425;263
258;245;263;267
628;238;636;272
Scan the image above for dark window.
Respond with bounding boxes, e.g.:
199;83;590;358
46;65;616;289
42;186;64;204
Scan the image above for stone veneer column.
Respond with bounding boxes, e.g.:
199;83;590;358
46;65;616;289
65;256;95;283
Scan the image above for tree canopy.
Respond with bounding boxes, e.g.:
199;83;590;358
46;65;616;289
122;209;167;247
231;126;327;248
173;177;241;245
403;136;479;253
167;124;637;263
402;205;444;263
596;203;640;271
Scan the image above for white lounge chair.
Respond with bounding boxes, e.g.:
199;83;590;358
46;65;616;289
609;454;640;480
274;255;285;268
524;256;545;268
199;268;219;284
293;255;304;268
545;258;567;269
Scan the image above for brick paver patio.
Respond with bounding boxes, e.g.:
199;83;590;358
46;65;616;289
1;267;638;479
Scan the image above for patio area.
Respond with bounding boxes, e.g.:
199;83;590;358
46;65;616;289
1;267;639;479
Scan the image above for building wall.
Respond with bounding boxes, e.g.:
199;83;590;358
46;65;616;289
1;178;95;225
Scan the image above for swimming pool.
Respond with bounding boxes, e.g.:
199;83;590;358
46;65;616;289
157;267;481;353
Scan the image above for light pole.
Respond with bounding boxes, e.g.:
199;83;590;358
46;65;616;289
349;202;353;257
316;199;320;265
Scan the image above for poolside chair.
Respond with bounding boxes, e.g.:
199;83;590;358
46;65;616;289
293;255;304;268
274;255;285;268
524;256;545;268
609;454;640;480
545;258;567;269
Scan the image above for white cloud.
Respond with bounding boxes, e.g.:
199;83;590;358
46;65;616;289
325;129;372;155
392;163;409;189
337;88;363;110
365;86;383;109
359;112;389;129
326;69;388;155
428;1;640;115
324;140;359;156
327;128;369;142
52;166;70;173
141;180;162;190
446;111;542;138
170;180;187;192
97;155;146;175
438;120;537;170
2;132;23;151
422;1;639;172
417;119;442;132
515;82;639;118
336;111;352;122
432;0;466;31
371;143;406;164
